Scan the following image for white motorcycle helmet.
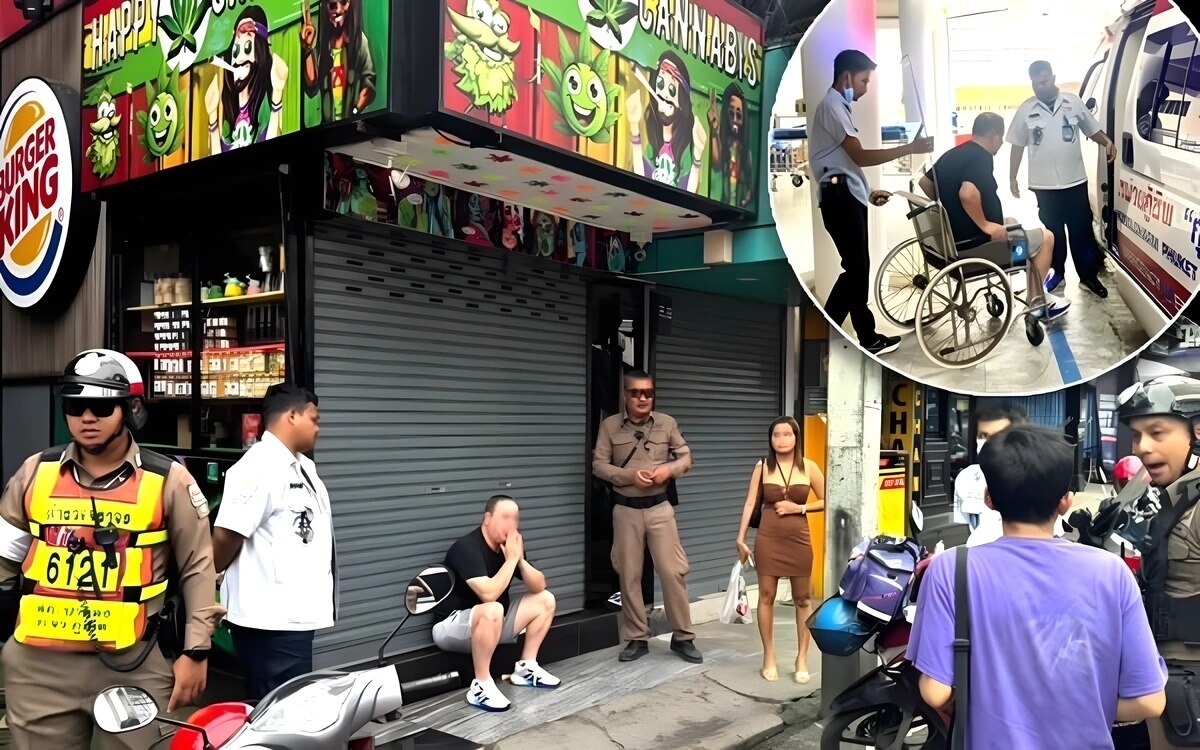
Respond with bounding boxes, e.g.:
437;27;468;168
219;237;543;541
57;349;148;431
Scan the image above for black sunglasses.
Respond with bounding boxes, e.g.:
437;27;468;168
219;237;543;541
63;399;121;418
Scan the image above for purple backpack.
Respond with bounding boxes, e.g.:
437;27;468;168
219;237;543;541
838;535;924;623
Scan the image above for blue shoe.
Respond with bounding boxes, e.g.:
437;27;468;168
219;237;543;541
1034;299;1071;321
1044;269;1064;294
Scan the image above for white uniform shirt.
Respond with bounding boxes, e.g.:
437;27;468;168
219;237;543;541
809;87;870;205
216;430;337;631
1006;92;1102;190
956;463;1068;547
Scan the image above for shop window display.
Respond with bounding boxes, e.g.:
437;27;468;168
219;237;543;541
113;202;289;454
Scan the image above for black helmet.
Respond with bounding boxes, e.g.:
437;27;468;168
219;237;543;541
1117;376;1200;424
57;349;147;431
1118;375;1200;476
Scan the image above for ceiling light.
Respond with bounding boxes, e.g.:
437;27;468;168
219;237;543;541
737;277;759;282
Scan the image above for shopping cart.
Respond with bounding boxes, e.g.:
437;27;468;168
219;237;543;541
769;128;807;191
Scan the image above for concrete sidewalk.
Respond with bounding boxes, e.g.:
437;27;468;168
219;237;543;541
401;592;823;750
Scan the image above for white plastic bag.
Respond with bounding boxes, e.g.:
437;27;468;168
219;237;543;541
719;559;754;625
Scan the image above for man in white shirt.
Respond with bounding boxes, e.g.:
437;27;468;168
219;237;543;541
1008;60;1117;300
808;49;934;357
212;383;335;699
956;404;1066;546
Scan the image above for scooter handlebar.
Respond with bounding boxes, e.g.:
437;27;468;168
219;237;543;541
400;671;460;696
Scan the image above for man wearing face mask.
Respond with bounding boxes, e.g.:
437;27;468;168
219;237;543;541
808;49;934;357
1008;60;1117;299
0;350;224;750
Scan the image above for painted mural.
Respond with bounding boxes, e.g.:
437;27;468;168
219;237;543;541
325;152;646;273
80;0;389;190
440;0;765;210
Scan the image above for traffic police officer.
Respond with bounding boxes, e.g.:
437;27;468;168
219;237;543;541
0;349;225;749
1118;375;1200;749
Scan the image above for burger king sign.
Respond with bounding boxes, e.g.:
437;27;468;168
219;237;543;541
0;77;96;313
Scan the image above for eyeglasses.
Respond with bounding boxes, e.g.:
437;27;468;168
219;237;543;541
63;399;121;418
627;389;655;400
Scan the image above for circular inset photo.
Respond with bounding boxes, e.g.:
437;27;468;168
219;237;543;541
771;0;1200;395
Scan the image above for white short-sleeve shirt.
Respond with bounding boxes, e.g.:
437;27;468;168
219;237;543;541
1006;92;1102;190
216;430;337;631
809;87;871;206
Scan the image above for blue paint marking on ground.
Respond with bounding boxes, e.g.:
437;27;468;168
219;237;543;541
1048;324;1082;385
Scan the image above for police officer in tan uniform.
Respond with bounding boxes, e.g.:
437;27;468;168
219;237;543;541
593;370;701;664
0;349;225;749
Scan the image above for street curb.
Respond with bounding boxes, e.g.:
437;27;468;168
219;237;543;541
732;719;787;749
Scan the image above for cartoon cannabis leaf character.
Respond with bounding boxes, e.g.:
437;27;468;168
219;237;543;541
159;0;209;60
136;64;185;162
444;0;522;122
585;0;638;46
86;88;122;180
541;27;621;143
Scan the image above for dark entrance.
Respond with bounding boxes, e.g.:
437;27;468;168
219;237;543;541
585;280;654;611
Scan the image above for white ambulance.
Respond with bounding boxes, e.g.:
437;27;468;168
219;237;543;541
1081;0;1200;336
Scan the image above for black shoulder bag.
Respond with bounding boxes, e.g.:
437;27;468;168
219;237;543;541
952;546;971;750
749;457;766;529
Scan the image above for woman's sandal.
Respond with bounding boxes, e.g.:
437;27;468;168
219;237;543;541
795;656;811;684
760;666;779;682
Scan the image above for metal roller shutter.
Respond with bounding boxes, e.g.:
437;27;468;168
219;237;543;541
311;221;587;668
653;290;784;598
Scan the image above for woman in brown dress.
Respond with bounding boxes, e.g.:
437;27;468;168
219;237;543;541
735;416;825;683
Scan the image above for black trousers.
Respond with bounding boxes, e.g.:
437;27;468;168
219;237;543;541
230;625;315;700
1032;182;1101;282
820;180;878;344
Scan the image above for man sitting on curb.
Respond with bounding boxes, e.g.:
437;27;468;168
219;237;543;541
432;495;561;712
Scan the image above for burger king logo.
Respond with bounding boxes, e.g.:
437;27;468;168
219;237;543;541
0;78;76;310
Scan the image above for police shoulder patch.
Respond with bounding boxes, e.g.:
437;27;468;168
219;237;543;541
188;484;210;519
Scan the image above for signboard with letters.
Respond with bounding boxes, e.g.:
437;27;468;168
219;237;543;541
0;77;98;313
79;0;391;189
440;0;765;210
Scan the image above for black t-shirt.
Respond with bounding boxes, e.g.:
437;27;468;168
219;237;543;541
434;527;522;622
929;141;1004;249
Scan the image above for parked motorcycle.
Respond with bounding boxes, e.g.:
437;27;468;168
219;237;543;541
93;564;479;750
817;504;950;749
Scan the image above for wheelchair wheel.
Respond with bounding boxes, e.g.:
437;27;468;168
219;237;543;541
792;173;804;187
915;258;1013;369
875;238;954;330
1026;315;1046;346
986;293;1005;318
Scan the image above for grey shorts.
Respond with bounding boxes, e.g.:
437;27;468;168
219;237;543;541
960;222;1045;266
432;593;525;654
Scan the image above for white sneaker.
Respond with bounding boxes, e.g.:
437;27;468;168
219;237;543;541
510;660;562;688
466;678;511;712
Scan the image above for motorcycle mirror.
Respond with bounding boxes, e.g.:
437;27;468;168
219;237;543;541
405;565;456;615
93;686;159;734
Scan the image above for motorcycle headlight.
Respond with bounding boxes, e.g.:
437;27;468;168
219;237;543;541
251;680;354;735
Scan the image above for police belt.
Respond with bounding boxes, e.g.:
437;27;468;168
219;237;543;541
613;493;670;510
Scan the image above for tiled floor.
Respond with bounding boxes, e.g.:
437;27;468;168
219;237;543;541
771;161;1151;393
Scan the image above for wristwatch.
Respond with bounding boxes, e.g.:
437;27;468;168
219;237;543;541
181;649;210;662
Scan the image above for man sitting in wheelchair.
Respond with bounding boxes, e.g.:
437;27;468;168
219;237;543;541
916;112;1070;322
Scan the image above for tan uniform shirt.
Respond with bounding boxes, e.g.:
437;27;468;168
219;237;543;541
0;439;225;650
592;411;693;498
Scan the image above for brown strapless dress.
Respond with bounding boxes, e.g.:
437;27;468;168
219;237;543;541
755;483;814;581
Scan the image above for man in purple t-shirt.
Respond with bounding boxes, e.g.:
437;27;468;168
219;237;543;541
909;423;1166;748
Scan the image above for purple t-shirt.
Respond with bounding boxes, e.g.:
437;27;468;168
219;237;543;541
908;537;1166;749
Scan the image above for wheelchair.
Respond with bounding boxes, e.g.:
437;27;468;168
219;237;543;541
873;190;1051;369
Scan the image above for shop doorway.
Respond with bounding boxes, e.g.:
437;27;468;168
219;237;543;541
585;281;652;609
